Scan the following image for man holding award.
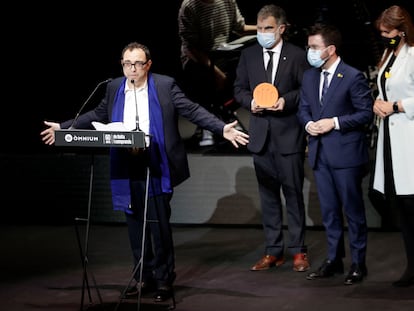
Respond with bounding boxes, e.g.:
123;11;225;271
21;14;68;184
233;4;310;272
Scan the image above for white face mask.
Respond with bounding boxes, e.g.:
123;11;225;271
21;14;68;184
307;48;328;68
257;32;277;49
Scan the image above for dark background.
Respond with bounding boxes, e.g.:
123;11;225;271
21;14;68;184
3;0;413;153
1;0;412;226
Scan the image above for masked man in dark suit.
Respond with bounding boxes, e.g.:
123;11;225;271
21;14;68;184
297;23;373;285
234;4;310;273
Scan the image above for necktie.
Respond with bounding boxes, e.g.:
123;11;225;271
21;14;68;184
266;51;274;83
321;71;329;105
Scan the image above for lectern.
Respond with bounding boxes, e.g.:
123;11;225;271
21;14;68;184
55;129;146;311
55;129;146;149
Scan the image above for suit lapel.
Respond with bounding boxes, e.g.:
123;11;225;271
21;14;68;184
320;61;346;109
251;45;268;83
274;46;289;86
310;70;320;109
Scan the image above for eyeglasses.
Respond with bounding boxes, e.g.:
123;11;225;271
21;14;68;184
122;60;148;69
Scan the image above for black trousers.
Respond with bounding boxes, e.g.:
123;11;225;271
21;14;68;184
125;180;175;287
399;197;414;274
252;141;306;257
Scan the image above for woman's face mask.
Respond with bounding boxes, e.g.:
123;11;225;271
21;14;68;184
381;35;401;49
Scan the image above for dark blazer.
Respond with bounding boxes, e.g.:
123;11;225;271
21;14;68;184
234;42;309;154
61;73;226;187
297;60;373;169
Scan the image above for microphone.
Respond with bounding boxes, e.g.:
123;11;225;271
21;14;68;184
69;78;112;129
131;79;141;131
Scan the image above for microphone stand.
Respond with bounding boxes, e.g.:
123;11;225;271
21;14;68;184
70;78;111;309
116;80;148;311
74;158;103;310
69;78;112;129
113;89;175;309
131;79;141;132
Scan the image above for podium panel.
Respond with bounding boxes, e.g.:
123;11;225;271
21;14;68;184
55;129;146;148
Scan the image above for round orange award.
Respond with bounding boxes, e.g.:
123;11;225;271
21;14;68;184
253;83;279;108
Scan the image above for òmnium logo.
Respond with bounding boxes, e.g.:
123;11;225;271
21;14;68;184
64;134;73;142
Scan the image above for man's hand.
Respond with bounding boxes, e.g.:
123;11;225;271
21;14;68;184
306;118;335;136
263;97;285;112
252;97;285;112
40;121;60;145
251;99;265;113
223;120;249;148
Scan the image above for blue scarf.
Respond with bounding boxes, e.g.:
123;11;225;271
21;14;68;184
110;74;172;214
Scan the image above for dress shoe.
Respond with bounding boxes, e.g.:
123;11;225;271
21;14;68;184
250;254;285;271
293;253;310;272
392;274;414;287
123;280;156;298
154;286;173;302
306;259;344;280
344;263;367;285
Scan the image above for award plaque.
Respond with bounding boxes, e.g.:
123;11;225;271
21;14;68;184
253;82;279;108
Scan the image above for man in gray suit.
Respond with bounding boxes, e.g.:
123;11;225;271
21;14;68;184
41;42;248;302
234;4;310;273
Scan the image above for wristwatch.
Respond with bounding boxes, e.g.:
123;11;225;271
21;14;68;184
393;101;399;113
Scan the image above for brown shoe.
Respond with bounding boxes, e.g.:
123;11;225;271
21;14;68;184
293;253;310;272
250;255;285;271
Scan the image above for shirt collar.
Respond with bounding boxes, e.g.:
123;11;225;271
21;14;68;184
124;79;147;94
262;39;283;54
323;56;341;75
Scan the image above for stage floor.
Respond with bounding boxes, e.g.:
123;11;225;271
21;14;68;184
1;224;412;311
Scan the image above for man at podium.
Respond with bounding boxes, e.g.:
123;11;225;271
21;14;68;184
40;42;248;303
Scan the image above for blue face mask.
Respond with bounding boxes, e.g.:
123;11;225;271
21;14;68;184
307;48;327;68
257;32;276;49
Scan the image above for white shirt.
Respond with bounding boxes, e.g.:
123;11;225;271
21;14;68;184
319;57;340;99
263;40;283;83
123;82;150;146
321;56;341;130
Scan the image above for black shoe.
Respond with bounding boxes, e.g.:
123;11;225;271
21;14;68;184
154;286;173;302
344;263;367;285
123;280;157;298
306;259;344;280
123;285;139;297
392;274;414;287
